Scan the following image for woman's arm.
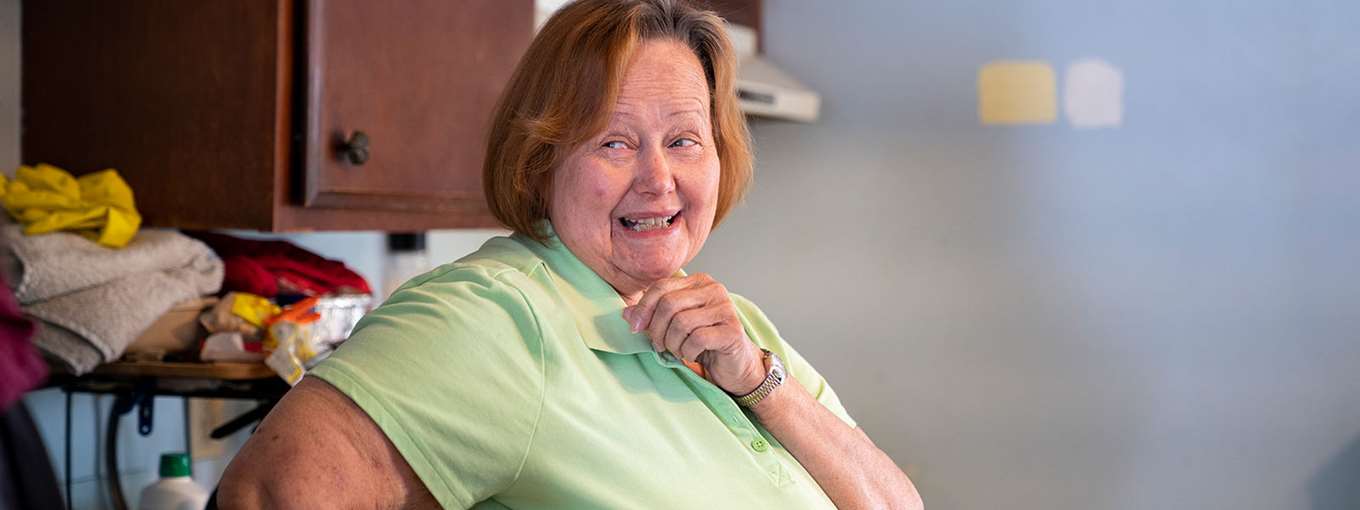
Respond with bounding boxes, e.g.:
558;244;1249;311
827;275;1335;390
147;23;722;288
750;374;923;510
217;377;441;510
623;273;923;509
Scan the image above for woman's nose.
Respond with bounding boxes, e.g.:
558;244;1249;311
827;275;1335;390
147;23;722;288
632;147;676;196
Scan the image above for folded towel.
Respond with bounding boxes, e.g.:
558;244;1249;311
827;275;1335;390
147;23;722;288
6;226;210;303
3;226;223;374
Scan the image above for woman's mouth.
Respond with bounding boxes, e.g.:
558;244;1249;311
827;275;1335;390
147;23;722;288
618;210;680;232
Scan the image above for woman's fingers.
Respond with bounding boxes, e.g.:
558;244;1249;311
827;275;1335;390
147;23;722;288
621;274;763;393
677;325;728;362
665;305;728;360
626;273;714;332
649;286;713;352
625;277;691;332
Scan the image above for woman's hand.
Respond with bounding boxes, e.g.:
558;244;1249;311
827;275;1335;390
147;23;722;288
622;273;767;395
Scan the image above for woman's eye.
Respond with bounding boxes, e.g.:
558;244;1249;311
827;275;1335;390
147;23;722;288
670;138;698;148
602;140;629;150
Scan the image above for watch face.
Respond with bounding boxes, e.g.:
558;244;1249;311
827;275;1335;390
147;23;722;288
770;354;786;382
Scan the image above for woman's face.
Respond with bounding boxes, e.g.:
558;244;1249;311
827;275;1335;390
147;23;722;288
549;39;720;300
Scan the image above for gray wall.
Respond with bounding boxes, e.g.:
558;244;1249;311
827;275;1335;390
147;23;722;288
688;1;1360;509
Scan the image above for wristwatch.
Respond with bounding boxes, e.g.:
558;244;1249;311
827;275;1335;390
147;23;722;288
732;349;786;408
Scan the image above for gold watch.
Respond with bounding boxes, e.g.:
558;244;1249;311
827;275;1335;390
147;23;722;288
732;349;786;408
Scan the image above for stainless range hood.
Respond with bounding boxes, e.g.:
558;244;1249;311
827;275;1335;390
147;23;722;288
725;23;821;123
533;1;821;122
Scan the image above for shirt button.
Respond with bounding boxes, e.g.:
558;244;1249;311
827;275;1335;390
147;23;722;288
750;438;769;452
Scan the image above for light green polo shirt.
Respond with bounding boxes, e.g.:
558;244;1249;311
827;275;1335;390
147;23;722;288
310;224;857;509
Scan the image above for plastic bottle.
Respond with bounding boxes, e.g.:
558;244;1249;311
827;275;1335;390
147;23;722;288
138;452;209;510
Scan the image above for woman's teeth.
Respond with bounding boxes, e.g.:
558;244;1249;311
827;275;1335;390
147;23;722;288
620;214;676;232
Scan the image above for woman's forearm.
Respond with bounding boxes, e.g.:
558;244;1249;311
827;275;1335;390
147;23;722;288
751;376;924;510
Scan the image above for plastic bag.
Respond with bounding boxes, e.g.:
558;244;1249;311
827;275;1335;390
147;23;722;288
263;297;325;385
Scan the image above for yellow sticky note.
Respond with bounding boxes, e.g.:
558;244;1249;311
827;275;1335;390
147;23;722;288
978;60;1057;125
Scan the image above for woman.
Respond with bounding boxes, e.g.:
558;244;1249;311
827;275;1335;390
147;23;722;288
219;1;922;508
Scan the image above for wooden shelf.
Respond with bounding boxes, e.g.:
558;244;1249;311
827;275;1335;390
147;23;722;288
87;360;277;381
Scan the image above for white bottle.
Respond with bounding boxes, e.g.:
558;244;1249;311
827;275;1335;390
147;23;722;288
138;452;209;510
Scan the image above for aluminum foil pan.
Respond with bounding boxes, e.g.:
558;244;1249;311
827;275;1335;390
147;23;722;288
312;293;374;347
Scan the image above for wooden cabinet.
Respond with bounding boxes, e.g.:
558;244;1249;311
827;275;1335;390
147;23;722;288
21;0;532;231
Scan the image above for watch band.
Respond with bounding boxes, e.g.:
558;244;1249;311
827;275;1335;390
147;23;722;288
733;349;786;408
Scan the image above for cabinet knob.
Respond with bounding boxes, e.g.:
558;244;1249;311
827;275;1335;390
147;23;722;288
341;131;370;165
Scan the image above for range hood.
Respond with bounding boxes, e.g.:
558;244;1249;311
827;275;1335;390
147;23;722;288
533;1;821;122
725;23;821;123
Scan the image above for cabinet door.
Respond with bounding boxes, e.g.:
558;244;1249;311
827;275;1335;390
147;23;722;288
302;0;532;214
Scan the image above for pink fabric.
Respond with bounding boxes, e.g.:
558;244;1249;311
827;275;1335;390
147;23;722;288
0;277;45;410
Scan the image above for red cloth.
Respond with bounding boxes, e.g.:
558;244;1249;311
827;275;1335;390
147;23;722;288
186;232;371;297
0;277;45;410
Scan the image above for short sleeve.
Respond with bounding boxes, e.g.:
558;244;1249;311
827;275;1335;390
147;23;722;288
729;294;858;429
309;266;546;509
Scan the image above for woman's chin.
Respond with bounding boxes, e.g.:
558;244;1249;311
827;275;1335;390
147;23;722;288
613;241;690;277
616;253;689;284
624;263;683;283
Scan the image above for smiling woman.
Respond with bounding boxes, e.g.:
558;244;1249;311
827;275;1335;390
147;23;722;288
217;1;921;509
481;0;752;247
548;39;721;301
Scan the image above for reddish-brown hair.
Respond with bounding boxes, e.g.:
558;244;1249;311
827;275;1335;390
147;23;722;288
483;0;753;241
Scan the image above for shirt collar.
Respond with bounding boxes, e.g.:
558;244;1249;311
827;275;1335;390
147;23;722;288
513;220;682;355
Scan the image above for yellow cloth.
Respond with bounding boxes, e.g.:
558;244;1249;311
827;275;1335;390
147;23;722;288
229;292;282;328
0;164;141;248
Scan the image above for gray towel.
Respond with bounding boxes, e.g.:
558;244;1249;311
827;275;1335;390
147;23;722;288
2;226;223;374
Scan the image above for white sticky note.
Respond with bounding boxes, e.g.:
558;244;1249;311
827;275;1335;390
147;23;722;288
1064;58;1124;128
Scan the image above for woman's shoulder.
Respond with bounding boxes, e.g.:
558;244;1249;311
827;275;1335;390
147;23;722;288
358;234;563;354
330;236;551;374
396;235;548;297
